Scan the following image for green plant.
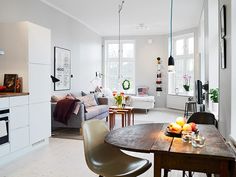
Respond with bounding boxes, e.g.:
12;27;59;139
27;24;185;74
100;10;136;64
114;94;123;106
209;88;219;103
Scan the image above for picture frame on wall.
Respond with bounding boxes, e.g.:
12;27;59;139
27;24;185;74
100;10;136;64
3;74;18;92
220;5;226;38
54;47;71;91
220;38;226;69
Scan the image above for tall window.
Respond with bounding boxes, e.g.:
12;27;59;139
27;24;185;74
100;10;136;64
104;40;135;94
168;33;194;95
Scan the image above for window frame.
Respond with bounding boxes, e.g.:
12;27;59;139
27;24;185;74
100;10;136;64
168;33;195;96
104;40;136;94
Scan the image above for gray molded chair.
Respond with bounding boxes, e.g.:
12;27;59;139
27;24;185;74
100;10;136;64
82;119;152;177
187;112;218;128
183;112;217;177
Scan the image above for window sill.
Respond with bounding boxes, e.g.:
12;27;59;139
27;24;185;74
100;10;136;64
168;92;194;97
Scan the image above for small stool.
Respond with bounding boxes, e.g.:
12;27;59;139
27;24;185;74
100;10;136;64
184;101;197;118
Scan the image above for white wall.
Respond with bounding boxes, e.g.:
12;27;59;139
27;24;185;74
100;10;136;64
218;0;231;138
230;0;236;142
0;0;102;94
103;35;168;108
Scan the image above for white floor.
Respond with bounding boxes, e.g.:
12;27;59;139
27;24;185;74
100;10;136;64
0;109;206;177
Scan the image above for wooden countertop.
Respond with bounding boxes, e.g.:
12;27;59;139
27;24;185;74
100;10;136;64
0;92;29;98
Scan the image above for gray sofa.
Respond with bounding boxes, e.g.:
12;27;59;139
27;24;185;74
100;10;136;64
51;97;109;129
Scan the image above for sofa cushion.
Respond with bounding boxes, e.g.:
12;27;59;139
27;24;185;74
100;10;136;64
85;105;109;120
77;94;98;107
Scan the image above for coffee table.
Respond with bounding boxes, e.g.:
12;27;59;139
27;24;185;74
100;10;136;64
109;106;135;126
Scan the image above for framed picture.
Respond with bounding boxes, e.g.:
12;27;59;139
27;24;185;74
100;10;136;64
3;74;18;92
54;47;71;91
220;38;226;69
220;5;226;38
15;77;23;93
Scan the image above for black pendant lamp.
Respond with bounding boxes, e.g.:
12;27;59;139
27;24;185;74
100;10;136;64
168;0;175;72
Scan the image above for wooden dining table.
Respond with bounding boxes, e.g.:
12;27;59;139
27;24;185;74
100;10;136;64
105;123;236;177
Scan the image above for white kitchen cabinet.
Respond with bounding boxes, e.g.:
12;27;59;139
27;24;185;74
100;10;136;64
0;143;10;158
9;95;28;107
10;105;29;130
10;127;29;152
0;98;9;109
28;22;51;65
28;64;51;104
29;102;51;144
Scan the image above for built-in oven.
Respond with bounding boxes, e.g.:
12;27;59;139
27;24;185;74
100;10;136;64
0;109;9;145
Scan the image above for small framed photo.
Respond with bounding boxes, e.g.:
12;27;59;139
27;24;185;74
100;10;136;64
15;77;23;93
220;5;226;38
220;38;226;69
3;74;18;92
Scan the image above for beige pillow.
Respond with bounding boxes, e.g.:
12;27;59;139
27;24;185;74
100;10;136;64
51;95;66;102
77;94;98;107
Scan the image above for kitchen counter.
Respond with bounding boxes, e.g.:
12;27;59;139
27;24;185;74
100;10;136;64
0;92;29;98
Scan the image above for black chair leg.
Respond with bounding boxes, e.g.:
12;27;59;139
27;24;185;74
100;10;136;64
182;170;185;177
164;169;169;177
99;175;103;177
206;174;211;177
189;171;193;177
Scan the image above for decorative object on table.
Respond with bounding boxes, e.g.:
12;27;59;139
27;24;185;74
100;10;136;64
0;86;6;92
113;92;124;108
209;88;219;113
122;79;130;90
183;74;191;91
220;38;226;69
15;77;23;93
166;117;198;138
3;74;18;92
220;5;226;38
156;57;162;96
54;46;71;91
168;0;175;72
192;130;205;148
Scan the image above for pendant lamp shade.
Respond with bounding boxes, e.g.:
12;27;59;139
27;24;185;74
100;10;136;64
168;0;174;72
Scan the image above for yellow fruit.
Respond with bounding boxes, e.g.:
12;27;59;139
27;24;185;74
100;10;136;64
176;117;186;127
169;122;182;134
182;124;192;131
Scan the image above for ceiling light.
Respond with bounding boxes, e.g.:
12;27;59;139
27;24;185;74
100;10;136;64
168;0;175;72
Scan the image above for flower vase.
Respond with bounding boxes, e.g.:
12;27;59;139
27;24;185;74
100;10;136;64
183;85;190;92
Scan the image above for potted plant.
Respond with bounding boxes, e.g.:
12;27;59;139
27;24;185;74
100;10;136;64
183;74;191;92
209;88;219;113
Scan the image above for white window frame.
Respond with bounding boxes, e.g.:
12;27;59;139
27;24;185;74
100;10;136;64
168;33;195;96
104;40;136;94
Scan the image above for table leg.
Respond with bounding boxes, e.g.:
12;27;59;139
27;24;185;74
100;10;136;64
154;154;161;177
219;161;228;177
132;110;134;125
122;113;125;127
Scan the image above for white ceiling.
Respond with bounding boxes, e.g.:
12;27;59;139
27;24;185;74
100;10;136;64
41;0;204;36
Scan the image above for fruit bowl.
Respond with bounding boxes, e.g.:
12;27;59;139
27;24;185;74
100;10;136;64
165;127;182;137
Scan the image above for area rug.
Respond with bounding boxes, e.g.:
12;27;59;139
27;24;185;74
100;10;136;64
51;128;83;140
